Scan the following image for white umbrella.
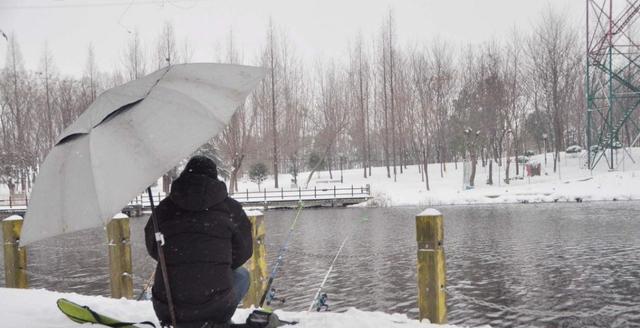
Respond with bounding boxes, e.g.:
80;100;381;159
21;63;264;245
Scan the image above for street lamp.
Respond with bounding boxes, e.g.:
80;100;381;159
542;133;548;166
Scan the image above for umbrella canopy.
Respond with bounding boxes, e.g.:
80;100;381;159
21;63;265;245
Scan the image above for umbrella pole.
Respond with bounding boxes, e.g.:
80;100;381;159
147;187;178;328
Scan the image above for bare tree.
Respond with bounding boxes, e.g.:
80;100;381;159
528;7;582;173
304;63;350;187
0;33;32;193
278;33;306;186
122;29;146;80
266;18;280;188
38;43;57;148
216;30;258;192
378;23;391;178
84;43;98;103
387;11;398;181
428;39;456;178
155;21;179;68
349;33;371;178
503;29;528;181
155;22;180;192
181;37;193;63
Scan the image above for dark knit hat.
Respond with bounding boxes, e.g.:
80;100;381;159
183;155;218;180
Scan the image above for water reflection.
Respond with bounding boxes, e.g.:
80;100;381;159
1;201;639;327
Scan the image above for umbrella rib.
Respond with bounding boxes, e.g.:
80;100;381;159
92;66;172;131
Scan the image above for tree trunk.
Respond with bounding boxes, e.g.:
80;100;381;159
553;149;558;173
470;155;477;187
505;158;511;184
359;67;367;179
269;29;279;189
423;148;430;191
230;168;239;193
291;153;298;185
514;123;520;176
389;13;397;182
8;180;16;197
487;160;493;185
328;155;333;179
437;148;443;178
20;170;26;193
231;155;245;193
469;145;478;187
382;43;391;179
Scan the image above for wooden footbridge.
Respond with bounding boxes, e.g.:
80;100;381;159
0;184;372;217
229;184;372;209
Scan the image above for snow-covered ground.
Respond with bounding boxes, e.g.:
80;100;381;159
234;149;640;207
0;288;470;328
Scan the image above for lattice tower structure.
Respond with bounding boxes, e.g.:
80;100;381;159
586;0;640;169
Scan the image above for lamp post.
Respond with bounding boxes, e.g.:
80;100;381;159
542;133;548;166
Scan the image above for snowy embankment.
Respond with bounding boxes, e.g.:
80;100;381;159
235;149;640;207
0;288;467;328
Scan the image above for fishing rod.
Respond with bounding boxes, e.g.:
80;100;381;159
308;235;349;312
258;201;305;307
137;270;155;301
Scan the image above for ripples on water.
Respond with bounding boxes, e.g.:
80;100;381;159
1;202;639;327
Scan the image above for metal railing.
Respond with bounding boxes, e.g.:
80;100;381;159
0;193;166;211
0;194;29;209
229;184;371;202
128;192;167;208
1;184;372;210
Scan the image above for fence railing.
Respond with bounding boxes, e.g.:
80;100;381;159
0;195;29;209
127;192;167;208
229;184;371;202
1;184;372;211
0;193;162;211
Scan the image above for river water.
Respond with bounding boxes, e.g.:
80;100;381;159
1;202;639;327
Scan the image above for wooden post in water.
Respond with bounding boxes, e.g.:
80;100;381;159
416;208;446;323
107;213;133;299
242;210;268;307
2;215;28;288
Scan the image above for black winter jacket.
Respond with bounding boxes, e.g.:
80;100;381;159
144;173;252;324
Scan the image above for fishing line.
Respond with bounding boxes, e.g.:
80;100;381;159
258;201;305;307
117;0;136;33
307;234;349;312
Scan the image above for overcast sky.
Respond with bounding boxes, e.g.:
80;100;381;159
0;0;583;77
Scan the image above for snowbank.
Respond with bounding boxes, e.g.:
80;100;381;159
0;288;468;328
234;149;640;207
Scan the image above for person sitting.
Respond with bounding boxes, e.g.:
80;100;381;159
145;155;253;328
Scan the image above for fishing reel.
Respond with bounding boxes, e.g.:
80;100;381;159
265;288;286;306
